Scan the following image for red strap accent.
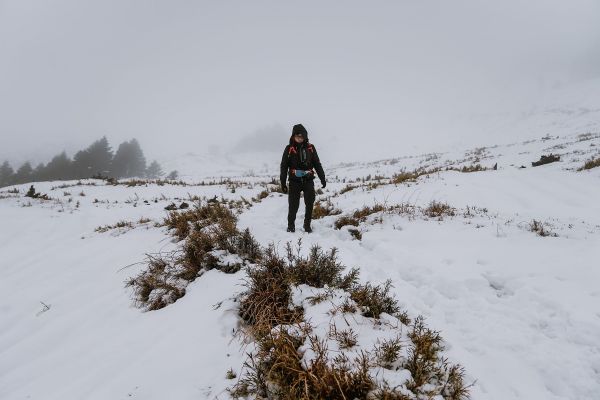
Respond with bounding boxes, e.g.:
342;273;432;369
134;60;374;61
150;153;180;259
307;144;314;152
289;146;297;155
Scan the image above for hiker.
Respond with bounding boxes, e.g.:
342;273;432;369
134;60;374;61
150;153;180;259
280;124;326;233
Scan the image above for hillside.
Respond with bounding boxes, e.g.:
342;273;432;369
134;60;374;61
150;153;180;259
1;132;599;399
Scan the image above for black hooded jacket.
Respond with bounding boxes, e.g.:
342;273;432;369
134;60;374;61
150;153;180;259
280;133;326;186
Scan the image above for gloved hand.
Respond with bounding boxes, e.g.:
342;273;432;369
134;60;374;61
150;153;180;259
321;180;326;188
281;185;288;194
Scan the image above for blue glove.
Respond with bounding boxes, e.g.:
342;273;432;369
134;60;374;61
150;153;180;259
295;170;307;177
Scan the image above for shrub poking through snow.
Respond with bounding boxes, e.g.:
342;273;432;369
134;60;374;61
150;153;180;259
334;215;360;229
94;220;134;233
126;253;187;311
339;184;358;194
424;200;456;219
252;189;269;202
330;325;358;349
529;219;558;237
24;185;50;200
312;199;342;219
127;201;262;311
454;163;488;173
578;157;600;170
232;241;470;399
348;228;362;240
531;153;560;167
25;185;36;198
392;167;441;184
334;204;385;229
373;335;403;369
163;200;239;241
350;279;400;319
226;368;237;380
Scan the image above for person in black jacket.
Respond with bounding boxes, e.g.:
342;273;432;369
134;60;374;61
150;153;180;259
280;124;326;233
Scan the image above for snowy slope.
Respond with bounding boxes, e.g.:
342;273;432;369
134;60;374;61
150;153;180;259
1;132;600;399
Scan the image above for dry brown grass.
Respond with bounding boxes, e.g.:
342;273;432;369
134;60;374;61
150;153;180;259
125;253;186;311
312;200;342;219
252;189;270;202
127;201;262;310
350;279;400;319
373;336;402;369
334;204;385;230
233;241;470;400
579;157;600;170
453;164;488;173
329;325;358;349
231;326;374;399
339;184;358;195
163;201;238;241
392;167;440;184
94;220;134;233
423;201;456;219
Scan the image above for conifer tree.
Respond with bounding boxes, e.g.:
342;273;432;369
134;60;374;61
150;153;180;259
45;152;72;180
112;139;146;178
111;141;130;177
32;163;46;181
72;136;113;178
14;162;33;184
145;160;163;179
0;161;14;187
128;139;147;177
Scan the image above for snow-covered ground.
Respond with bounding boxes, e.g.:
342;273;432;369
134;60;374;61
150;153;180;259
1;133;600;399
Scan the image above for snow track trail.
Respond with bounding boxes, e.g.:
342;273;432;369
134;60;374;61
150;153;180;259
240;189;600;400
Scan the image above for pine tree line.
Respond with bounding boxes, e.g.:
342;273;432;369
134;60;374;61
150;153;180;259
0;137;172;188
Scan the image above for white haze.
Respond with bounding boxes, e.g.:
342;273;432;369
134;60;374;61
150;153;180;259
0;0;599;166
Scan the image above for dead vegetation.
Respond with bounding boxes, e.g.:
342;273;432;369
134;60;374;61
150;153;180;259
339;184;358;195
312;199;342;219
423;201;456;219
531;154;560;167
578;157;600;170
334;204;385;229
529;220;558;237
232;240;470;399
334;201;456;235
126;201;262;311
454;164;489;173
392;168;437;184
95;217;155;234
95;220;134;233
391;164;490;185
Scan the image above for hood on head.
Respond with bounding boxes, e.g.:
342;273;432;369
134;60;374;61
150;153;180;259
289;123;309;145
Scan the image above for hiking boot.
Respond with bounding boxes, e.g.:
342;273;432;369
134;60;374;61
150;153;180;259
303;223;312;233
287;226;295;232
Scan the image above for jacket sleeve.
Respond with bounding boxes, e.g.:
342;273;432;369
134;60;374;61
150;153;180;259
311;145;326;183
280;145;290;186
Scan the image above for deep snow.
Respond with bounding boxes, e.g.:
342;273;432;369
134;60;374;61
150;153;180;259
1;133;600;399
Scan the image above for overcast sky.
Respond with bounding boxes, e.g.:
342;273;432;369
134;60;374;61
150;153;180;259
1;0;599;165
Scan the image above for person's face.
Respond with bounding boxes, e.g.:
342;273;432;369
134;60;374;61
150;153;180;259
294;134;304;143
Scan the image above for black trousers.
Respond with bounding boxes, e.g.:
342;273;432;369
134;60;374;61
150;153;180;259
287;179;315;227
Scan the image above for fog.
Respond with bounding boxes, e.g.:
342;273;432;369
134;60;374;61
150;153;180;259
1;0;599;166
